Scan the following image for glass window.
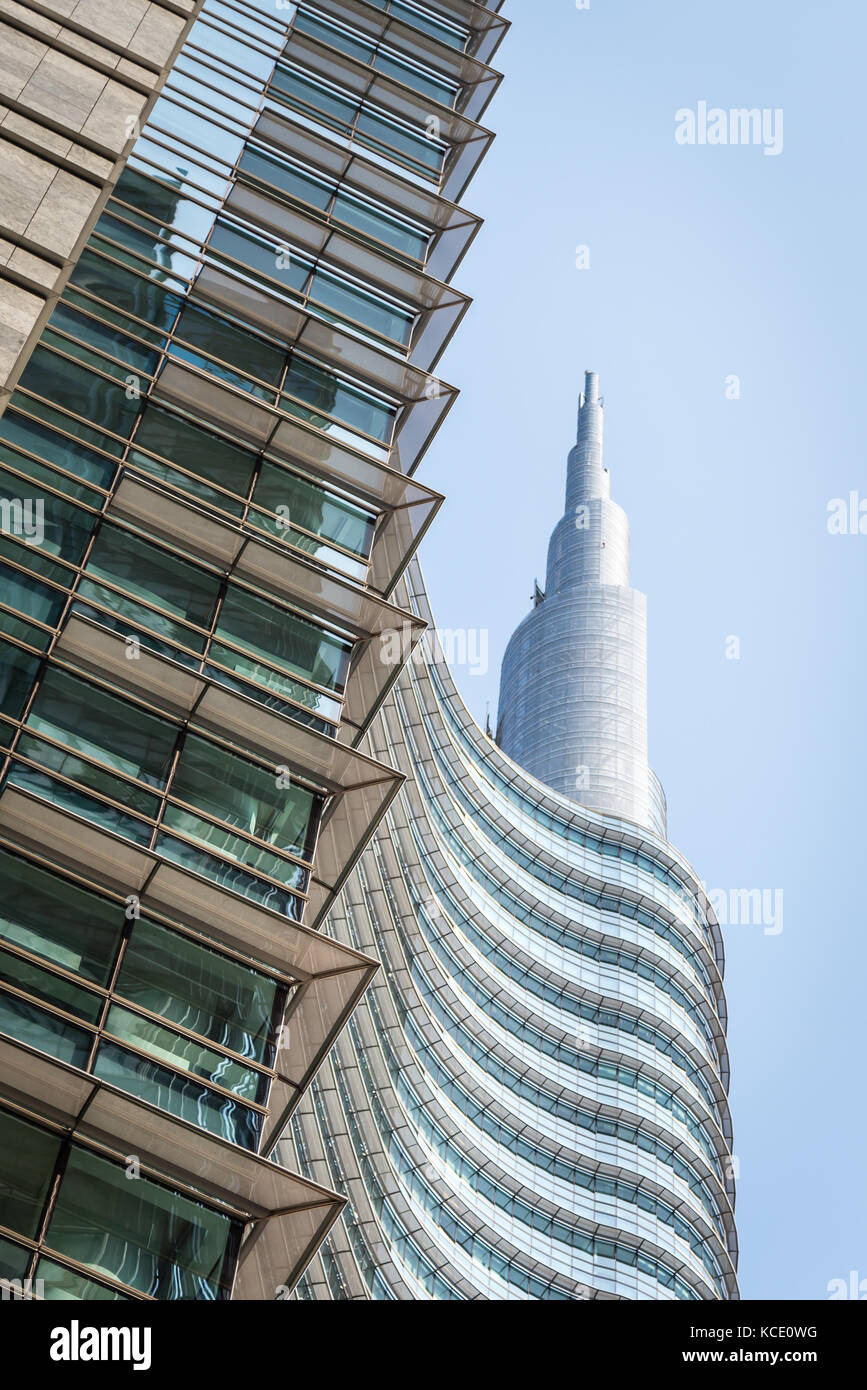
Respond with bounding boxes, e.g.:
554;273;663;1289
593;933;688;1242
112;166;215;253
0;990;92;1066
294;10;371;63
154;833;305;919
0;848;122;983
332;189;428;258
373;0;467;51
214;585;351;696
237;144;429;260
7;389;127;459
0;473;95;566
148;92;244;169
48;302;164;375
187;11;276;81
0;412;116;493
0;1108;62;1239
82;523;221;635
270;66;356;129
93;207;198;283
310;265;413;344
129;404;255;516
356;107;445;175
171;301;285;398
5;761;155;845
0;1235;31;1283
373;50;456;106
238;146;332;212
0;562;65;628
117;917;281;1065
0;944;102;1024
104;1004;266;1105
0;639;40;727
208;219;310;295
250;462;375;561
167;733;321;864
45;1144;239;1299
283;355;395;444
94;1032;262;1149
24;668;177;796
36;1258;131;1301
69;248;183;334
15;350;142;441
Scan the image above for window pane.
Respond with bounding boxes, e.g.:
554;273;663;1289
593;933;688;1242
270;66;356;127
130;403;254;512
0;848;122;983
84;523;220;630
46;1145;238;1299
170;733;321;861
215;586;351;694
172;302;285;394
154;833;305;919
333;189;428;258
25;669;177;789
15;734;162;822
16;350;142;440
36;1257;131;1301
94;1038;261;1148
104;1004;266;1105
283;356;395;443
117;917;280;1064
373;51;456;106
250;463;375;559
0;640;40;724
0;944;102;1023
7;389;127;458
310;266;413;343
238;146;332;211
0;412;115;493
49;302;164;374
0;1234;31;1283
69;248;182;333
0;474;95;565
0;563;64;629
0;1108;62;1239
0;987;93;1065
208;219;310;294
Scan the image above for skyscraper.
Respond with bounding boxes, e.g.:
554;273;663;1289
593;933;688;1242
286;374;739;1301
0;0;506;1301
498;371;660;833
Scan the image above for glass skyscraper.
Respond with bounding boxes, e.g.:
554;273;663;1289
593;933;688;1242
0;0;506;1300
0;0;737;1305
284;375;739;1301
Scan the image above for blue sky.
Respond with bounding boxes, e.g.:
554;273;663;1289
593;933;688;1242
419;0;867;1300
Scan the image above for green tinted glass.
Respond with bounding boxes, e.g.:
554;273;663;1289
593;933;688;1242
46;1144;237;1299
0;1109;61;1239
170;733;321;860
25;669;177;789
215;586;351;694
0;848;122;983
117;916;280;1064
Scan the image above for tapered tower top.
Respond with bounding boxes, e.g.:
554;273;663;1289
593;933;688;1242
497;371;665;833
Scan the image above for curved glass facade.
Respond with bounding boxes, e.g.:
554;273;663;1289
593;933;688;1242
281;550;739;1300
0;0;507;1299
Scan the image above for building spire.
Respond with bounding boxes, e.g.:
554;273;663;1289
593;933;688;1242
497;372;664;833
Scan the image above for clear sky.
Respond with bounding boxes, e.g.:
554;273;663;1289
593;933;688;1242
418;0;867;1300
